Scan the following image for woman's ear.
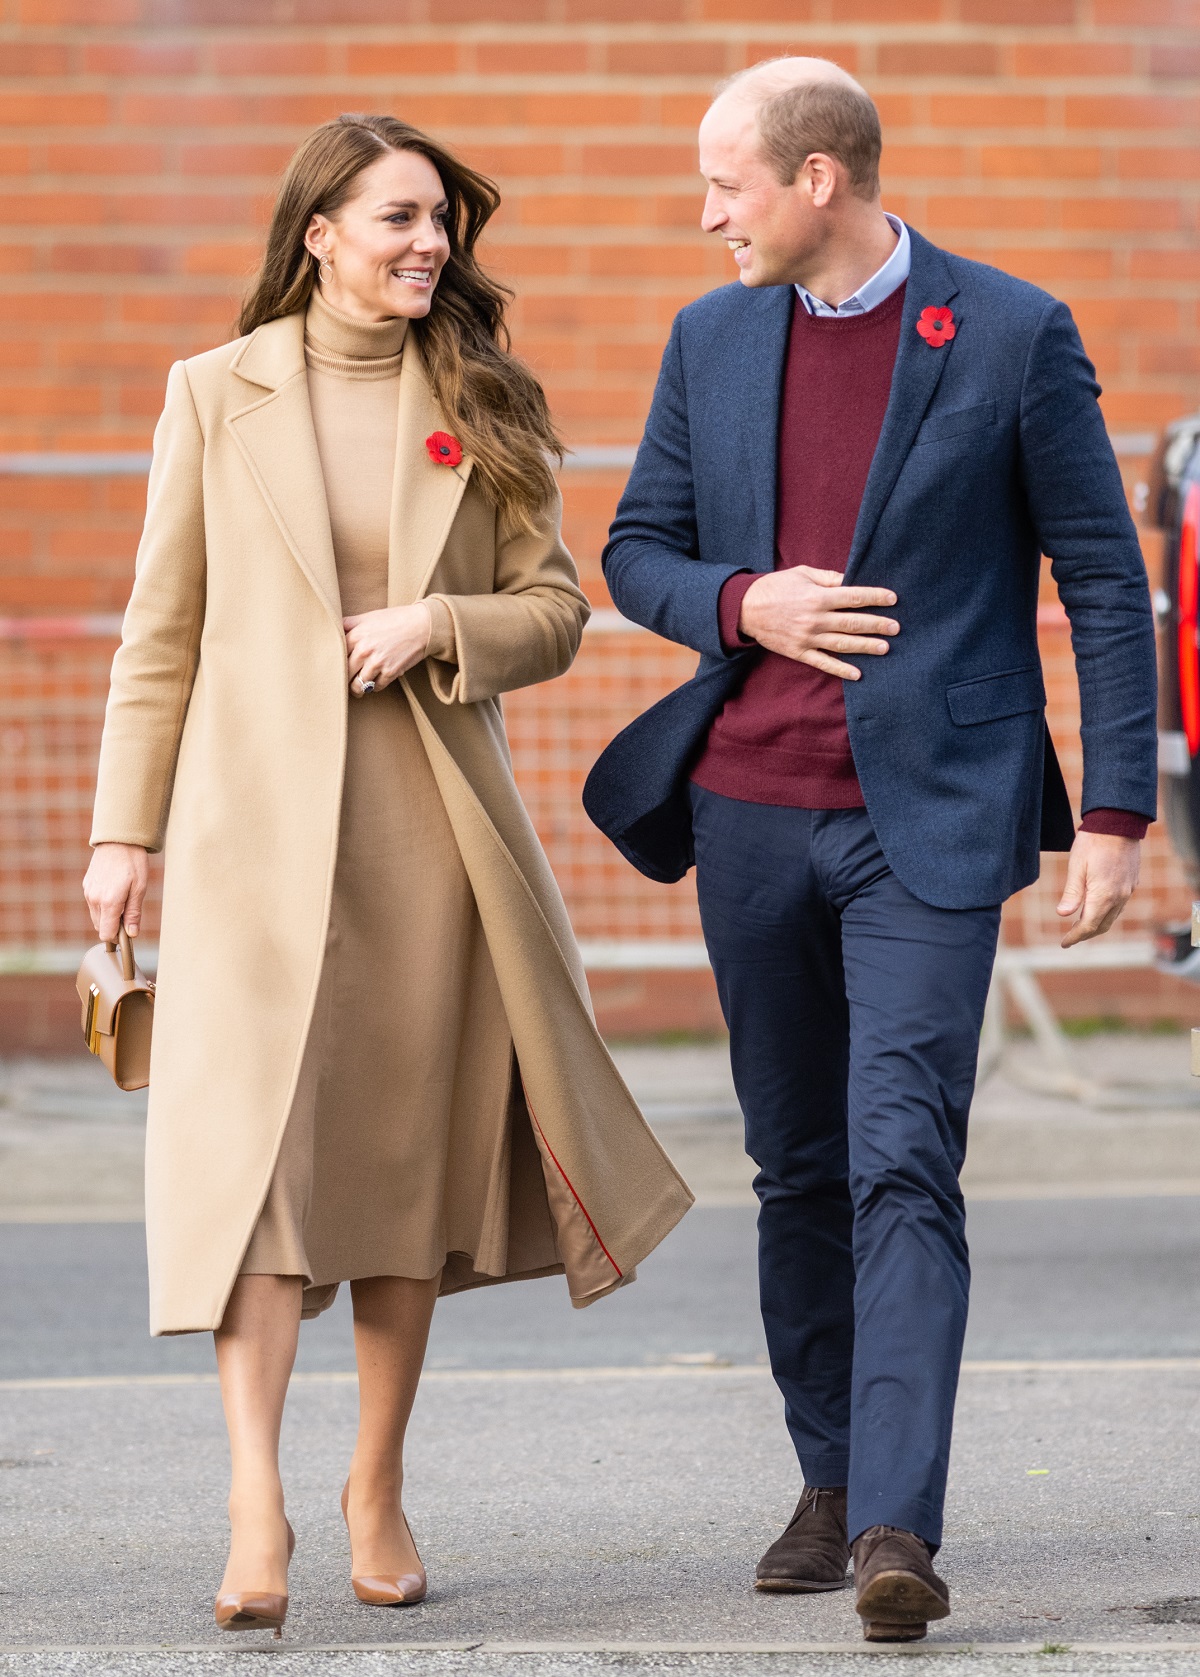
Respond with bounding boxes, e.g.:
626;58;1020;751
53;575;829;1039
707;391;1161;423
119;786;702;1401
303;211;330;262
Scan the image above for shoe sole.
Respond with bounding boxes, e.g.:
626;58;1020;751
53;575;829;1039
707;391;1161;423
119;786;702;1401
855;1568;950;1625
755;1575;851;1593
864;1619;928;1643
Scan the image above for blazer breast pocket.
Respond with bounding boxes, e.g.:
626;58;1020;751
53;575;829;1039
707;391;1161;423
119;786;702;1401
946;664;1045;726
915;399;997;447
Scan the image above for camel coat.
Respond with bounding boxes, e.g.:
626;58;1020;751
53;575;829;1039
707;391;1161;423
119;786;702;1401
91;309;693;1336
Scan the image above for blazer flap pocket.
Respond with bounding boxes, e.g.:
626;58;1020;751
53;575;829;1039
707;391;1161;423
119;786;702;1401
946;664;1046;726
915;399;996;446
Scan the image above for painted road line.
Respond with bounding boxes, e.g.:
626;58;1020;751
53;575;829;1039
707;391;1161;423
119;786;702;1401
0;1640;1197;1656
4;1358;1200;1394
12;1180;1200;1222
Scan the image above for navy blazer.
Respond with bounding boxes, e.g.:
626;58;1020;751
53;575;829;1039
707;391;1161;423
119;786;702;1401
582;227;1157;911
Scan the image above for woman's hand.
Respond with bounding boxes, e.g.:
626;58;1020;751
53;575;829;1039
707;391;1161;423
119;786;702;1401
83;843;149;943
344;604;433;697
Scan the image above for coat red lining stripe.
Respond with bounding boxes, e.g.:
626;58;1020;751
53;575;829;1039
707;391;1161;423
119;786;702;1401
523;1087;622;1278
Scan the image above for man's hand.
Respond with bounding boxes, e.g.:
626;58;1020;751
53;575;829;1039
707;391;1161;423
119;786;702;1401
1056;831;1140;949
740;566;899;679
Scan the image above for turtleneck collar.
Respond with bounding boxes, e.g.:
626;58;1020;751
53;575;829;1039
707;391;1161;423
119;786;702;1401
304;287;409;376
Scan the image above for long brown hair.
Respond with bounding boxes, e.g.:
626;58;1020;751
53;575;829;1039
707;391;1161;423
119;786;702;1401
238;114;562;535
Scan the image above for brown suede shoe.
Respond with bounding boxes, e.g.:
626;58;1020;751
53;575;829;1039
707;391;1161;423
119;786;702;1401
852;1525;950;1641
755;1486;850;1592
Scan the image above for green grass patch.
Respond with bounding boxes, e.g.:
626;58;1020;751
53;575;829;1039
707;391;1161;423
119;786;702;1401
1059;1015;1127;1037
1057;1016;1190;1037
605;1030;730;1048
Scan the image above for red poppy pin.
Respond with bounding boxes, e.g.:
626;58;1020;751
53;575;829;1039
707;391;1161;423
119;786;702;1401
425;431;463;467
915;305;956;349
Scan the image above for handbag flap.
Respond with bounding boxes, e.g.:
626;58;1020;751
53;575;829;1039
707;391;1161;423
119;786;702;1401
76;939;154;1037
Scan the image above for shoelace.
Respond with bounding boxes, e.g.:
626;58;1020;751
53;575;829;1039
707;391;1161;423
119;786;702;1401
795;1485;840;1524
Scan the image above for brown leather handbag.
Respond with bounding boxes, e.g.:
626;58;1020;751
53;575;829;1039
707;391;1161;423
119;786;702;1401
75;925;155;1091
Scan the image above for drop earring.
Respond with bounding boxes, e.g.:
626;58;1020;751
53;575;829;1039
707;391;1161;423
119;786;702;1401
318;253;333;285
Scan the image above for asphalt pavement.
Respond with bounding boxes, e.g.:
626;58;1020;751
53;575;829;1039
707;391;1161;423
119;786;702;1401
3;1359;1200;1659
5;1196;1200;1379
3;1039;1200;1674
3;1658;1200;1677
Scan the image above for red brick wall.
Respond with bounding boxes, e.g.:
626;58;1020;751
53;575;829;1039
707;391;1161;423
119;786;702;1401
2;0;1198;1041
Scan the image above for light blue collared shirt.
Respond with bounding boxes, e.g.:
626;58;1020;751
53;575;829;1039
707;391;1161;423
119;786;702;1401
795;214;910;318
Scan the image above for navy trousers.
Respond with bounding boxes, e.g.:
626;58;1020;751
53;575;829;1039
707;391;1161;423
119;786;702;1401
690;787;1001;1548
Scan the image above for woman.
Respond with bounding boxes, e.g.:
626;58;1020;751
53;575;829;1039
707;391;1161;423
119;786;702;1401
83;114;691;1635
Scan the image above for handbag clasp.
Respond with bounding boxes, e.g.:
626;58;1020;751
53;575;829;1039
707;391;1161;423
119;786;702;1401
84;982;102;1056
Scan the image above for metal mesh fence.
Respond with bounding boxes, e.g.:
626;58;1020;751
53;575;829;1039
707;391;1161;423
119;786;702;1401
1;633;161;956
0;614;1192;968
504;621;701;943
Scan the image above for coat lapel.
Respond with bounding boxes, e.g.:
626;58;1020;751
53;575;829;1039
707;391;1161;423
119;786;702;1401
740;286;793;571
225;312;341;625
388;333;474;607
844;227;962;581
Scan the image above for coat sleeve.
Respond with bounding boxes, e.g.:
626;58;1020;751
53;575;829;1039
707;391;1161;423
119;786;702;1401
422;482;589;705
1018;298;1158;823
90;361;207;852
602;312;747;661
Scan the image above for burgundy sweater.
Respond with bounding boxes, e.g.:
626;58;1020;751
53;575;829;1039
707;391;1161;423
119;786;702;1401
689;284;1146;841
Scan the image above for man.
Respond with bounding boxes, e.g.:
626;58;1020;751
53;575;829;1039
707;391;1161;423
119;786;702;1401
584;59;1156;1642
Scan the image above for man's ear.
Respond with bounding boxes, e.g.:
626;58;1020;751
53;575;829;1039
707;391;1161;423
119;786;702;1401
802;152;839;210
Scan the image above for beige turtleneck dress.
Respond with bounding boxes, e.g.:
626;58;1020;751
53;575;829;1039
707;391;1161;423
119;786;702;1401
240;291;531;1316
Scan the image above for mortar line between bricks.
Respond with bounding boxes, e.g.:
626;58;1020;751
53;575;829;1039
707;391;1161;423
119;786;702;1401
5;1358;1200;1393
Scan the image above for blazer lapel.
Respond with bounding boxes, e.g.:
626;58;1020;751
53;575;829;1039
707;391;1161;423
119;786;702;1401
739;286;793;571
225;312;341;626
388;334;474;607
844;228;961;581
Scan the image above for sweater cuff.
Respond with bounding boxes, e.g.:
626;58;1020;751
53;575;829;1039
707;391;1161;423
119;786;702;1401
1080;808;1150;841
423;596;457;663
717;571;759;653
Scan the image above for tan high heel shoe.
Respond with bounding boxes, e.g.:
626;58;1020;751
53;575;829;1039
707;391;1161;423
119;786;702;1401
341;1481;427;1605
214;1517;295;1638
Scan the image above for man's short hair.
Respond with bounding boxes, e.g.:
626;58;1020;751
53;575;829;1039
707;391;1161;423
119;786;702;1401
726;68;882;200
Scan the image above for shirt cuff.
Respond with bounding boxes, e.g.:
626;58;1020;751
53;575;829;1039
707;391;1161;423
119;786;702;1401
1080;808;1150;841
717;571;759;654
